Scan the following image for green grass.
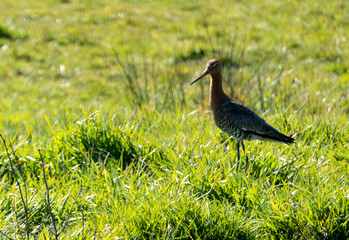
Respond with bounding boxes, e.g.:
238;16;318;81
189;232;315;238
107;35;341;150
0;0;348;239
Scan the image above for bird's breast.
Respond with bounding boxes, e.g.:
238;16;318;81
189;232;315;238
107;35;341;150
213;108;244;139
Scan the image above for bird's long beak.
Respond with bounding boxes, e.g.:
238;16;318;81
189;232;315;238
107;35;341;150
189;68;209;85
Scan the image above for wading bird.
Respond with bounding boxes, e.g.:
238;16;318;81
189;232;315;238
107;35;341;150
189;59;294;170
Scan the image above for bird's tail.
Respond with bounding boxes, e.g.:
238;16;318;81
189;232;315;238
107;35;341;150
246;129;295;144
283;134;295;145
283;131;298;145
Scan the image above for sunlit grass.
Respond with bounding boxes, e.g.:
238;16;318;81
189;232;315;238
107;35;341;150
1;110;348;239
0;0;348;239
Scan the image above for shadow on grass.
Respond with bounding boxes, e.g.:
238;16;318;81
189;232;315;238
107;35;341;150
0;24;13;39
131;200;254;240
261;203;349;240
249;156;303;186
48;116;168;173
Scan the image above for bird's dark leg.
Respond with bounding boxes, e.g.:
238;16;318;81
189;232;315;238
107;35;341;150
241;141;248;170
236;140;240;171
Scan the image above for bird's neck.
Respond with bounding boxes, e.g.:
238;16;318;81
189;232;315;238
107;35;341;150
209;72;227;110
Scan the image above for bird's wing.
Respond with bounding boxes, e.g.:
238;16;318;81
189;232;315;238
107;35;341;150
221;100;278;135
219;100;294;144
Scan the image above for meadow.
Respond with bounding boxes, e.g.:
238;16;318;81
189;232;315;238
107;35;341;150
0;0;348;239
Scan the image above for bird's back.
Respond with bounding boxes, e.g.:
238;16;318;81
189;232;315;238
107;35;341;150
213;99;294;144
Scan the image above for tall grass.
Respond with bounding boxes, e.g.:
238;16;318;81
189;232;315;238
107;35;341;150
1;110;348;239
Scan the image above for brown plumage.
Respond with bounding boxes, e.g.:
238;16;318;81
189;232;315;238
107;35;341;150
189;59;294;170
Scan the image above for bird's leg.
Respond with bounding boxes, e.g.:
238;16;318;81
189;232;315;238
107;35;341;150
241;141;248;170
236;140;240;171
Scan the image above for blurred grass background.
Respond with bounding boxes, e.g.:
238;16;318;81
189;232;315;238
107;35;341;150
0;0;348;239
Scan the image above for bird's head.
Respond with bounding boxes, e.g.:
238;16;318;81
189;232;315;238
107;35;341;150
189;59;221;85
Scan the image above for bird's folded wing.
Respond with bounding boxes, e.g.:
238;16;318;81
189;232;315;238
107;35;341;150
221;100;278;135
